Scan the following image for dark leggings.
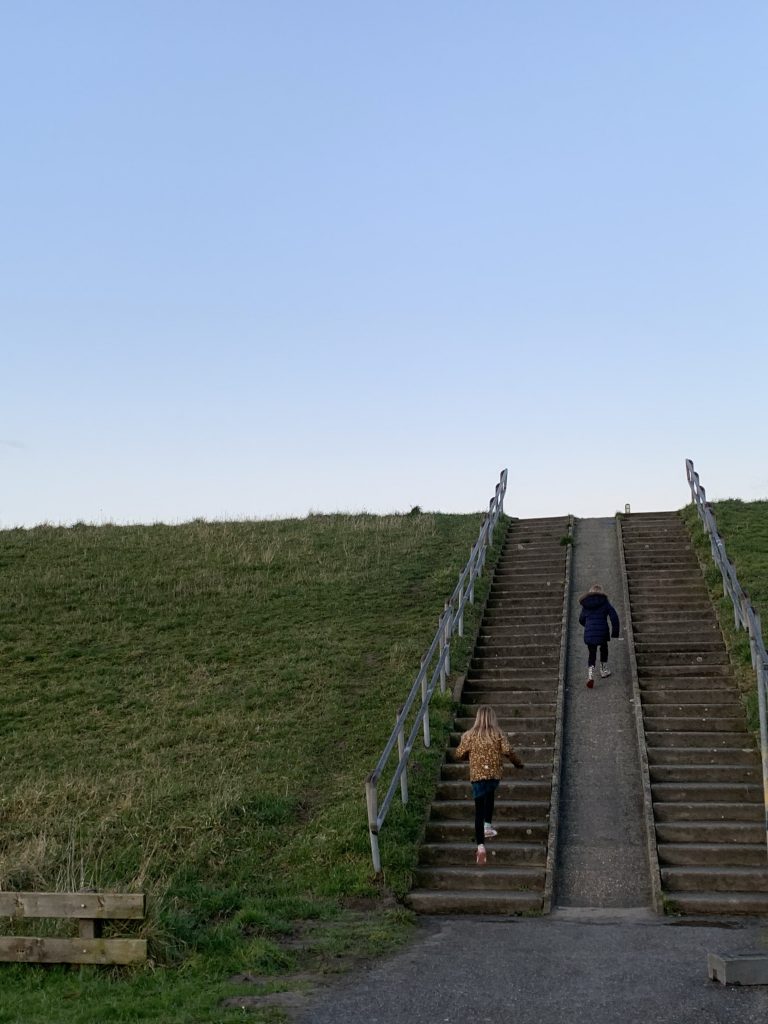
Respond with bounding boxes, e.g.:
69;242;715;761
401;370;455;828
472;779;499;845
587;641;608;667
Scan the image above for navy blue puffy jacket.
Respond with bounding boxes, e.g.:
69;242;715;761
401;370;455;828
578;592;620;644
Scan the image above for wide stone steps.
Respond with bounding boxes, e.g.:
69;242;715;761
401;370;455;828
405;890;542;914
418;842;546;867
441;761;551;781
412;865;544;892
424;820;548;843
663;892;768;915
654;801;762;823
658;843;767;867
655;820;765;844
647;747;759;767
435;779;551;801
621;509;768;917
661;866;768;893
641;690;741;706
406;515;569;916
649;764;762;784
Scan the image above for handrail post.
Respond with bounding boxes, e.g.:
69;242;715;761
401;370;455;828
758;660;768;858
396;710;409;804
365;775;381;874
444;603;451;677
438;610;447;692
421;661;431;747
458;584;464;637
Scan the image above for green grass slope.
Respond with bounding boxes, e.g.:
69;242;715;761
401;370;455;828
0;512;501;1022
681;498;768;731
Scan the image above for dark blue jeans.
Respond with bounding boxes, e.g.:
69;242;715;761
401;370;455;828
587;641;608;667
472;778;499;845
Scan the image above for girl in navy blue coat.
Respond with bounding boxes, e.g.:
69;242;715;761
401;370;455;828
578;583;620;688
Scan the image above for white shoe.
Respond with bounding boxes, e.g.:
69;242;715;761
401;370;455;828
484;826;498;839
599;663;611;678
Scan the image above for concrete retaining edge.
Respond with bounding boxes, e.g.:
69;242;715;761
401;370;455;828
616;513;665;914
542;514;574;913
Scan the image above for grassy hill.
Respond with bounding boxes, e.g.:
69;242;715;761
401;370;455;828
681;498;768;731
0;511;501;1023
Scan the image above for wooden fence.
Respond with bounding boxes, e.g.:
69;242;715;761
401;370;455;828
0;892;146;965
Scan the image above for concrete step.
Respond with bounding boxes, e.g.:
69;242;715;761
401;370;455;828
639;676;735;691
631;623;721;638
477;628;561;642
655;820;766;844
647;746;759;766
450;732;553;750
469;655;559;670
662;892;768;915
441;762;551;781
487;585;561;596
405;890;543;915
621;565;700;577
465;669;557;683
636;651;729;666
651;782;763;804
429;799;550;821
454;716;554;733
455;705;554;722
644;716;748;734
657;843;768;867
485;598;563;612
418;842;546;866
454;712;557;729
424;820;548;843
646;731;749;748
458;693;556;708
661;866;768;893
446;745;552;764
638;665;731;679
435;779;551;801
631;601;715;614
412;864;544;892
463;671;559;686
635;641;726;655
641;689;742;706
474;639;559;653
649;764;763;784
631;611;719;626
653;802;763;823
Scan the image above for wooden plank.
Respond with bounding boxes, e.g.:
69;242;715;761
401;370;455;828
0;936;147;965
0;892;145;920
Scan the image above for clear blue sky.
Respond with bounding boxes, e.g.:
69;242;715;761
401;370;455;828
2;1;767;527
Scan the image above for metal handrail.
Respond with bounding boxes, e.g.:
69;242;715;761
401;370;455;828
364;469;508;872
685;458;768;859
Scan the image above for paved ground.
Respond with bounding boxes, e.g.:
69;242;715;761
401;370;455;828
298;516;768;1023
300;912;768;1023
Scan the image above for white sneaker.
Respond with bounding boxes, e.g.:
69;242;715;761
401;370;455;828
484;825;498;839
599;663;611;678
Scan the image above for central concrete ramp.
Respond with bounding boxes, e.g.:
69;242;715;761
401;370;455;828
556;517;651;908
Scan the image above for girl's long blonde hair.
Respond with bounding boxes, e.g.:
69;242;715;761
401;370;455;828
466;704;504;741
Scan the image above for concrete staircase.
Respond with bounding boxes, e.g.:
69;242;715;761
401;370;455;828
620;511;768;915
406;516;570;914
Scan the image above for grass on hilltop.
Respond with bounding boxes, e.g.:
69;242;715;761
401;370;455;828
0;510;505;1023
681;498;768;732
